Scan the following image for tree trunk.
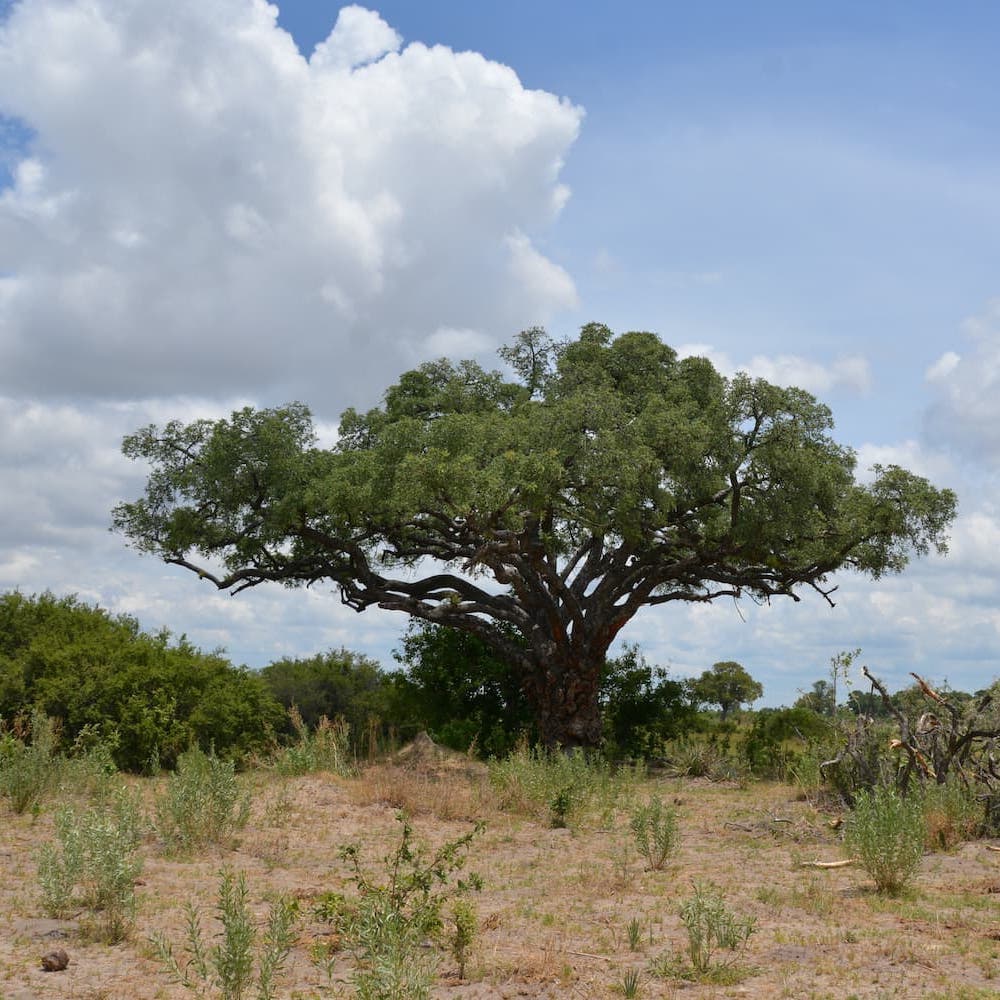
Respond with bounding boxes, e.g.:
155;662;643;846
522;649;604;750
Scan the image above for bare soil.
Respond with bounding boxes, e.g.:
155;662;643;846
3;751;1000;999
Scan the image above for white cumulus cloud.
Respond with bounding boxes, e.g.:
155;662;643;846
0;0;583;408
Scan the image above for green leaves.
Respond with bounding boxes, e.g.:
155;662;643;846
114;324;958;747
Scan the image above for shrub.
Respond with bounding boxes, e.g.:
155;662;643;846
629;796;678;870
271;708;351;777
678;882;756;976
155;748;250;854
329;812;483;1000
0;591;284;772
153;868;298;1000
844;784;925;894
488;742;642;828
36;786;145;942
0;709;61;814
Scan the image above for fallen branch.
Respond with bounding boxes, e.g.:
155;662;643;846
799;859;856;868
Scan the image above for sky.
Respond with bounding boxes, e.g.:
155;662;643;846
2;0;1000;707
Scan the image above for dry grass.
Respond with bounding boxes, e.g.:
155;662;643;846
2;752;1000;999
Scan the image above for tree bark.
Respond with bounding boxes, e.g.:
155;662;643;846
522;649;604;750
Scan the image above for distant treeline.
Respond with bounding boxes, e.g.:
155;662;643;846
2;591;991;774
0;591;705;770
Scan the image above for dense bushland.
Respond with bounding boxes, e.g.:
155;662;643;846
0;591;283;771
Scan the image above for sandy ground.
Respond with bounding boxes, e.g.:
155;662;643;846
3;755;1000;999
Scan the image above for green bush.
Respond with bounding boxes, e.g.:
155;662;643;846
154;868;298;1000
678;882;756;976
155;748;250;854
845;785;925;894
36;786;145;942
488;743;642;828
629;795;678;870
0;709;62;814
0;591;284;772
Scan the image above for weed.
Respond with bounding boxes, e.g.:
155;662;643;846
629;795;678;870
155;747;250;854
617;966;642;997
153;868;298;1000
332;812;484;999
36;786;144;942
0;710;62;814
488;742;641;828
844;784;925;895
272;709;352;777
626;916;643;951
450;897;477;979
678;882;756;977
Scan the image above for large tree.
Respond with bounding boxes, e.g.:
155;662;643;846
113;325;956;748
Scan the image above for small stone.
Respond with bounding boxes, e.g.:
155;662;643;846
41;949;69;972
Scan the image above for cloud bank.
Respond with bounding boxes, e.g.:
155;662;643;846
0;1;582;407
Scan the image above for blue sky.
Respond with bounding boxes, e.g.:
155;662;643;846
2;1;1000;706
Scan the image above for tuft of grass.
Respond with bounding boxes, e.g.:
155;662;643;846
155;747;250;854
844;784;925;895
488;742;642;828
921;778;981;851
272;709;352;777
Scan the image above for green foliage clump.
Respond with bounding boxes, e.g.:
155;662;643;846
153;868;298;1000
328;813;484;1000
0;591;284;771
36;786;145;942
271;708;351;777
261;647;392;754
921;778;981;850
155;747;251;854
629;795;678;870
844;785;925;894
488;743;642;828
600;646;696;758
678;882;756;977
742;707;834;781
0;709;62;814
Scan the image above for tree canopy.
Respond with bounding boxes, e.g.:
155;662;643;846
690;661;763;719
114;324;957;747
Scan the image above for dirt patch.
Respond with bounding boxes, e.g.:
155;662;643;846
2;759;1000;998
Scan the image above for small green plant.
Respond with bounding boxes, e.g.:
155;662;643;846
155;747;250;854
272;708;352;777
617;967;642;997
36;786;145;942
629;796;678;870
449;897;477;979
153;868;298;1000
678;882;756;977
0;710;62;815
844;784;925;894
626;916;643;951
331;812;484;1000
